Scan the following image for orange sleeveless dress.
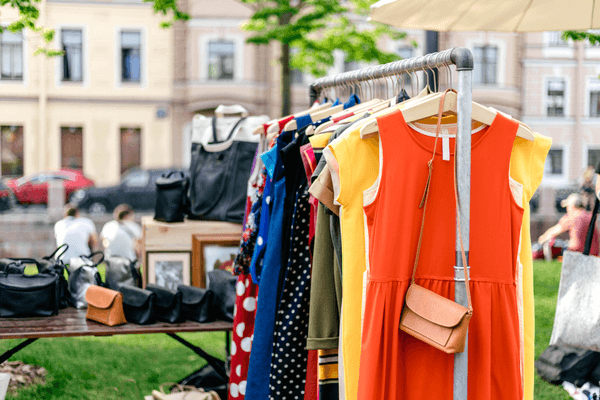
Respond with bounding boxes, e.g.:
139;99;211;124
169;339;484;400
358;111;523;399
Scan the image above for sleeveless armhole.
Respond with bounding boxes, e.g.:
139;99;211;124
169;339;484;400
324;138;353;208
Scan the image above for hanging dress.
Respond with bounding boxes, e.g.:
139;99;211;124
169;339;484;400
358;110;524;399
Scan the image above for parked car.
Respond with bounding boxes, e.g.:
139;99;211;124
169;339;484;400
70;168;185;214
6;169;95;205
0;181;13;212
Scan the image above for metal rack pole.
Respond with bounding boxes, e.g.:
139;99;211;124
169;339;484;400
309;47;474;400
453;49;473;400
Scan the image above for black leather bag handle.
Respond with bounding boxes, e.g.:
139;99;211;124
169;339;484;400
584;196;600;255
82;251;105;267
47;244;69;260
162;170;186;180
209;117;248;145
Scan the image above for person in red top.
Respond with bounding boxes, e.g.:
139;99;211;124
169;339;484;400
538;193;600;255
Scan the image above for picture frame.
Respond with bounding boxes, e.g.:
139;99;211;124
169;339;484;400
146;251;191;292
192;234;241;288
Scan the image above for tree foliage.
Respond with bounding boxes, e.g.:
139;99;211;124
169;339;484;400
240;0;412;77
562;30;600;45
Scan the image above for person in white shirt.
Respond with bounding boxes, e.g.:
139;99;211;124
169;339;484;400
54;204;99;264
100;204;142;260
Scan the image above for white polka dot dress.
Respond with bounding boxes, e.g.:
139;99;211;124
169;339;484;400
269;186;312;400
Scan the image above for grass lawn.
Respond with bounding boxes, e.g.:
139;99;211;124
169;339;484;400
0;259;575;398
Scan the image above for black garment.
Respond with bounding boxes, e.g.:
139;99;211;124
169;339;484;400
269;184;312;400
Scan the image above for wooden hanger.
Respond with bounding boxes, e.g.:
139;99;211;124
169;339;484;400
254;101;334;135
360;90;535;141
313;98;390;136
283;104;344;131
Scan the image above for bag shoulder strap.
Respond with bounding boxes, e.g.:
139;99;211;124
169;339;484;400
410;88;472;312
209;117;248;145
584;196;600;255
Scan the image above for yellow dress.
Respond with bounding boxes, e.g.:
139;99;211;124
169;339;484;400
323;128;379;400
510;133;552;400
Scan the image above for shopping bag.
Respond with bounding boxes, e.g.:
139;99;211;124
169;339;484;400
550;197;600;351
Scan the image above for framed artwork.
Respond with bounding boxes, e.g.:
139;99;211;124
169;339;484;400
192;234;241;288
146;251;191;292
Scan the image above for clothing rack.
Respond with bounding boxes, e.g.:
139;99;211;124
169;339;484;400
309;47;474;400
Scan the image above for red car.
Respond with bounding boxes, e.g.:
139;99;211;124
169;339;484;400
7;169;95;205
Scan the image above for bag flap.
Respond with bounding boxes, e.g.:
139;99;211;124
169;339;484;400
178;285;212;305
146;284;180;308
404;285;469;328
118;284;154;307
85;285;120;309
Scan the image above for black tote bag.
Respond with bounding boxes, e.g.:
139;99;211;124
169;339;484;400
155;170;189;223
188;117;257;223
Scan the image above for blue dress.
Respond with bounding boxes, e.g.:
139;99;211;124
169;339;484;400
245;131;293;400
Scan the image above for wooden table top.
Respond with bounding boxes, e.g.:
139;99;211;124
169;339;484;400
0;308;233;340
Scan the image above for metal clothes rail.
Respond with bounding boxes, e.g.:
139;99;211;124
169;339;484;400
309;47;473;400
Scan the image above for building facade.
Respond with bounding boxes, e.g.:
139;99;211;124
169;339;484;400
2;0;598;197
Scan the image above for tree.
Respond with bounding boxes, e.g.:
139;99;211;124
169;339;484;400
239;0;409;115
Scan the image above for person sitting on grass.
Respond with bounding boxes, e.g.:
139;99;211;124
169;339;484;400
538;193;600;257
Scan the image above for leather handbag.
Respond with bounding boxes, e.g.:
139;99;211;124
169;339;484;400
67;252;104;309
146;284;183;323
0;244;71;309
118;284;156;325
155;170;190;223
207;269;236;322
188;115;257;223
178;285;214;323
85;285;127;326
549;196;600;351
0;263;60;317
399;89;473;354
104;255;141;290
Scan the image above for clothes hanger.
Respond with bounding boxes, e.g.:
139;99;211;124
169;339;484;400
254;99;334;136
360;89;535;141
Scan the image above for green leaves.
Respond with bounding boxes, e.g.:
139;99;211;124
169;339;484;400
563;30;600;45
143;0;190;28
240;0;410;77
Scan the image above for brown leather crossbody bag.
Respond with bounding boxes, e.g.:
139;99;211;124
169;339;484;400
399;89;473;354
85;285;127;326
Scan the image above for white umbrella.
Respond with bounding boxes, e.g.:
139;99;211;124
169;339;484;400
370;0;600;31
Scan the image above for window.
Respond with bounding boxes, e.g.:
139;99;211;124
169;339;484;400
545;149;563;175
396;46;414;60
591;91;600;117
0;31;23;81
61;126;83;169
589;149;600;169
61;29;83;82
120;127;141;174
548;31;568;47
208;40;234;80
121;31;141;83
1;125;23;176
473;45;497;84
124;171;149;187
547;79;566;116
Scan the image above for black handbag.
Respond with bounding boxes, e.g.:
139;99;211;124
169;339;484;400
207;269;236;322
188;117;257;223
105;256;141;290
179;363;228;400
155;170;189;223
535;344;600;386
68;252;104;309
0;264;60;317
146;284;182;323
177;285;214;323
118;284;156;325
0;244;71;309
